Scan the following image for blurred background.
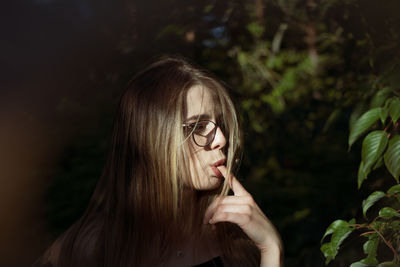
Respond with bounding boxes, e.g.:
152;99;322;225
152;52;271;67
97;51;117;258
1;0;400;266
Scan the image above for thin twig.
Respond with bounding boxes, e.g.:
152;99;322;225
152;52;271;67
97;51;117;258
370;225;398;258
359;231;376;237
384;120;393;133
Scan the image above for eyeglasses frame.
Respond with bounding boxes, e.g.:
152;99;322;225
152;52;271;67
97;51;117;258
182;120;218;147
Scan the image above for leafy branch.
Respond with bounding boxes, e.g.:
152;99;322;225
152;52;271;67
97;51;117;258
321;87;400;266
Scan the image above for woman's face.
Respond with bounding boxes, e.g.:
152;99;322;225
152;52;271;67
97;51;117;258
184;85;227;190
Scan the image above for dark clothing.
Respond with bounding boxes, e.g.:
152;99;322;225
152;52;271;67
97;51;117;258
194;257;223;267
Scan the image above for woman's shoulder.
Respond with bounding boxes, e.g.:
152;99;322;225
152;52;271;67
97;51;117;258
33;217;103;267
32;231;66;267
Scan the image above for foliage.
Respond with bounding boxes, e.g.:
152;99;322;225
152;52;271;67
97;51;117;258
321;86;400;266
207;0;400;264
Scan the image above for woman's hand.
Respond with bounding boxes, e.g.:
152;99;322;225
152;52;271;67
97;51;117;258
203;166;283;267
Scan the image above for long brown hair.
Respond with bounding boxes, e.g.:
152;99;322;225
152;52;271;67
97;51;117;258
36;56;260;267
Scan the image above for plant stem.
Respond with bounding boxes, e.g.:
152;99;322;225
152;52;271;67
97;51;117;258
359;231;375;236
384;120;393;133
370;225;398;258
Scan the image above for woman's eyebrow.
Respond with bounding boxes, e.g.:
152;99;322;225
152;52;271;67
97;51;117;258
185;113;212;122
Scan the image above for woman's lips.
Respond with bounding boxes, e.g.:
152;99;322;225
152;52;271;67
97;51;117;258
211;165;224;178
211;159;226;178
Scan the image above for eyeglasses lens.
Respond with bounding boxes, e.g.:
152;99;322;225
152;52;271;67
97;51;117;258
193;121;217;147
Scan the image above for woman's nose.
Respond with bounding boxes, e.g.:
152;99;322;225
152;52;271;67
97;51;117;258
209;127;226;150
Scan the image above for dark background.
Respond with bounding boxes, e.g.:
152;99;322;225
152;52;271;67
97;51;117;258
1;0;399;266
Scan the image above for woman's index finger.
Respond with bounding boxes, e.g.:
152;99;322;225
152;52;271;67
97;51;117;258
217;165;248;196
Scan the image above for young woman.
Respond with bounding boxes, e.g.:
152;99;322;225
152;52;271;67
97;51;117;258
35;57;283;267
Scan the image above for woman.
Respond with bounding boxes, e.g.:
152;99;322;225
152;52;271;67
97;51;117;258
36;57;283;267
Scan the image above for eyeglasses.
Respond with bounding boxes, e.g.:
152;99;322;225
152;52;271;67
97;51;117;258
182;120;219;147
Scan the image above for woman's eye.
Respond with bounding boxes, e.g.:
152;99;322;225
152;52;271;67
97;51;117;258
194;122;208;134
194;124;204;131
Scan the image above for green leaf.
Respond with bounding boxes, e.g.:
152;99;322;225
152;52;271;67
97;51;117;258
379;207;400;219
372;156;384;170
321;243;336;265
361;235;379;266
371;220;383;230
384;135;400;183
371;87;393;108
321;219;348;242
389;97;400;123
380;108;388;124
362;191;386;218
349;103;367;130
350;262;369;267
237;52;247;66
361;131;388;173
349;107;382;149
387;184;400;195
321;220;355;264
359;131;388;187
388;220;400;231
377;262;398;267
247;22;264;38
358;161;368;189
323;108;341;132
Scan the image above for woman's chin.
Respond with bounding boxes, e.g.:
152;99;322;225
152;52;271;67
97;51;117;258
194;177;223;191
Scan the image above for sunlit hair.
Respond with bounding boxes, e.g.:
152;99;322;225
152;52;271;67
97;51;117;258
36;57;259;267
